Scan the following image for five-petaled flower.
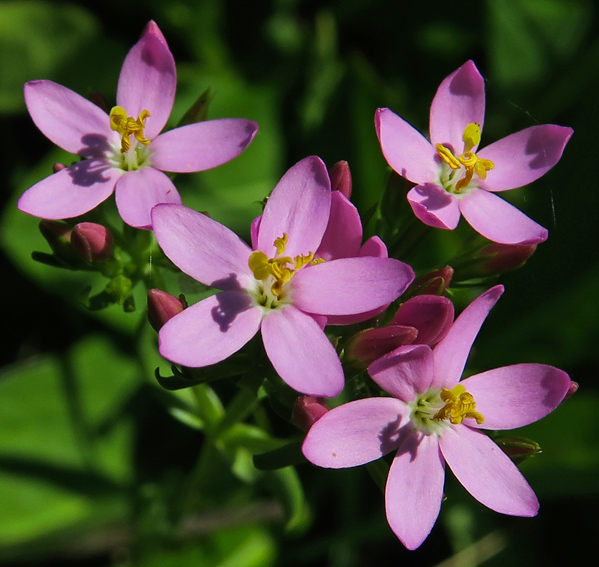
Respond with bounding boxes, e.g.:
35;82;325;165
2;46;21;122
18;21;258;229
151;156;415;397
375;60;573;244
302;285;572;549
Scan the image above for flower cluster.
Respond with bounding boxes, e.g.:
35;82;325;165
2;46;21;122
19;25;573;552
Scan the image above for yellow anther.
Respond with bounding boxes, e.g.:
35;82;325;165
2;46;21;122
434;384;484;425
462;123;481;153
109;106;151;153
274;234;288;256
436;143;461;169
248;234;324;301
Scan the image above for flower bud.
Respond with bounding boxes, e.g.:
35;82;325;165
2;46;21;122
52;163;67;173
452;243;536;281
71;222;114;263
345;325;418;367
391;295;454;346
329;160;352;199
147;289;185;332
495;436;541;465
408;266;454;297
292;396;329;431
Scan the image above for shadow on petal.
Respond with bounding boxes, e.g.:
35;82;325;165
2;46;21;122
67;158;113;187
525;128;560;170
379;417;411;456
393;427;422;463
412;183;454;212
211;290;253;332
80;133;113;159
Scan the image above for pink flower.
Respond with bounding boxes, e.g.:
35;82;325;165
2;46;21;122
151;156;415;397
302;285;571;549
375;61;573;244
18;21;258;229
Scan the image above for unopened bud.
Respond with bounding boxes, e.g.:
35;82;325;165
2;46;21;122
345;325;418;367
495;436;541;465
329;160;352;199
408;266;454;297
147;289;185;331
52;163;67;173
292;396;329;431
71;222;114;263
391;295;454;346
453;243;536;281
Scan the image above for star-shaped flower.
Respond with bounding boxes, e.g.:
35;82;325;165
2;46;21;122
19;21;258;229
302;285;572;548
152;156;414;397
375;61;573;244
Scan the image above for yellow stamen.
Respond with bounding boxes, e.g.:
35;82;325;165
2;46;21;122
110;106;151;153
248;234;323;300
434;384;484;425
435;123;495;193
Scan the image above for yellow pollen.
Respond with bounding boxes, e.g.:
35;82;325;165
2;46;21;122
110;106;151;153
248;234;322;299
433;384;484;425
436;123;495;192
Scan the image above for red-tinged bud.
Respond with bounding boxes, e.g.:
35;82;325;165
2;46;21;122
391;295;454;346
71;222;114;263
293;396;329;431
345;325;418;367
147;289;185;332
452;243;536;281
329;160;352;199
52;163;67;173
495;436;541;465
565;381;579;399
408;266;454;297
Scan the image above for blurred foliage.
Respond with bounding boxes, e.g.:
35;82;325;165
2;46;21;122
0;0;597;565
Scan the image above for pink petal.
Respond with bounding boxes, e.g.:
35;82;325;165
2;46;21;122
461;364;571;430
291;257;414;316
24;81;115;157
116;23;176;139
386;431;445;550
459;189;548;244
18;160;120;219
360;235;387;258
316;191;363;260
478;125;573;191
440;425;539;516
257;156;331;258
261;306;345;397
150;119;259;172
368;344;434;401
432;285;503;389
302;397;409;468
151;204;253;288
392;295;454;346
115;168;182;229
159;291;262;367
375;108;439;185
250;215;261;250
429;60;486;152
407;184;461;230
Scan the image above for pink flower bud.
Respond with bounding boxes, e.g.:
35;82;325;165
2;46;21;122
293;396;330;431
52;163;67;173
329;160;352;199
147;289;185;332
409;266;453;296
71;222;114;263
481;243;537;274
391;295;454;346
345;325;418;367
